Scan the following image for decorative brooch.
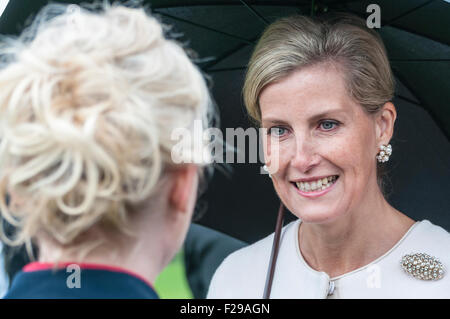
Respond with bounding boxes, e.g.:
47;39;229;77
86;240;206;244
401;253;445;281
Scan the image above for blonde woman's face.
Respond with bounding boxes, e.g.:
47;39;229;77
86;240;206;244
259;63;379;224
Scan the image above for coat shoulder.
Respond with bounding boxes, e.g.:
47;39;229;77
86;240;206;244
207;220;299;298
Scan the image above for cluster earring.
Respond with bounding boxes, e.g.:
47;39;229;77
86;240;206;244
376;144;392;163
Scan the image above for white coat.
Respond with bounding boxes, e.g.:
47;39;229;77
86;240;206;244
207;219;450;299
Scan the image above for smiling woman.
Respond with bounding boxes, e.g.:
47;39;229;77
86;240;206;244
207;13;450;299
259;61;392;225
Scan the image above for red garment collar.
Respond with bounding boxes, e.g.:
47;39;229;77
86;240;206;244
23;262;155;290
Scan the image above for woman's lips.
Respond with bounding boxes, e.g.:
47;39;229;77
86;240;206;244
292;177;338;198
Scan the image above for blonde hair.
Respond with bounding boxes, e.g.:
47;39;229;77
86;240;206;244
243;13;394;124
0;3;213;254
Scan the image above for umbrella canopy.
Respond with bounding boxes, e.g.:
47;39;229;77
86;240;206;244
0;0;449;243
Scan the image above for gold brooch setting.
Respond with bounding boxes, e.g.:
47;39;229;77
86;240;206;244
401;253;445;281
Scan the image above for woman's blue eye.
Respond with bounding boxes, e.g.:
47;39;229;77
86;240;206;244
269;127;287;136
319;120;338;131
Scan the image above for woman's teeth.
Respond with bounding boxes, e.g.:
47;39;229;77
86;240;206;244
295;176;338;192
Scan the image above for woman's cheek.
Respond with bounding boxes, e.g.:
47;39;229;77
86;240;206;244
268;139;292;175
318;136;348;163
330;134;371;176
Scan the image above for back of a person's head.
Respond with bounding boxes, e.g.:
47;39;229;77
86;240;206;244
0;3;212;256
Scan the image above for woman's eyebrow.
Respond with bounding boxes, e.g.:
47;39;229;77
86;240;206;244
308;109;347;122
261;117;290;127
262;109;347;126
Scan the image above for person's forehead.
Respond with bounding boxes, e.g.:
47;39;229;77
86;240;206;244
260;64;353;123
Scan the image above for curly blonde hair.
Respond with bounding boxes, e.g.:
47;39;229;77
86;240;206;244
0;3;213;254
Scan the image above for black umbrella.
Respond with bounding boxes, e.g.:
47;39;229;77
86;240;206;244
1;0;449;243
149;0;450;243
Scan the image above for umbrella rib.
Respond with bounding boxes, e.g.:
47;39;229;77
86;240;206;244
325;0;367;5
310;0;315;16
392;68;427;109
153;11;255;45
394;94;421;107
151;1;309;9
203;42;251;71
386;24;450;46
239;0;270;25
395;93;450;170
207;66;247;73
382;0;437;27
392;68;450;141
390;59;450;62
328;4;450;46
203;33;261;71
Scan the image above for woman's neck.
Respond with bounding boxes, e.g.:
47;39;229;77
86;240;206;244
298;190;415;278
37;228;167;286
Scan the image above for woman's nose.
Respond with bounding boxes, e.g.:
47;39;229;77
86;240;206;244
290;137;319;173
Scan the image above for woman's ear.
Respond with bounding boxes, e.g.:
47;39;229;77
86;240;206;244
169;164;199;215
375;102;397;145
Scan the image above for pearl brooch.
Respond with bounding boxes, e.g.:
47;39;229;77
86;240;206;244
401;253;445;281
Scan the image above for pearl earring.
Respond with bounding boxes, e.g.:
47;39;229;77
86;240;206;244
262;164;272;178
376;144;392;163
